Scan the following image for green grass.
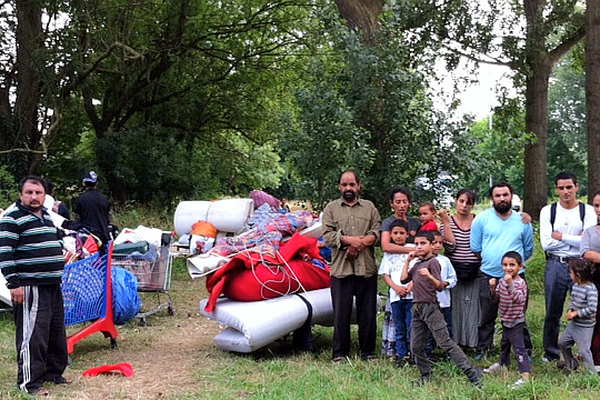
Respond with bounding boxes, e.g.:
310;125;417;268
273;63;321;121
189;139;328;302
2;209;600;399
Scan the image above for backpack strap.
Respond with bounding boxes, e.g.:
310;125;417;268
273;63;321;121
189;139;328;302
579;201;586;230
546;201;586;260
550;201;585;231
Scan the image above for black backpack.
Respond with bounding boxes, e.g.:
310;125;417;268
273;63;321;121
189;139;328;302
549;201;586;231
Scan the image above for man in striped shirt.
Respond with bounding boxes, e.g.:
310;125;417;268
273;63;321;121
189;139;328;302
0;176;69;396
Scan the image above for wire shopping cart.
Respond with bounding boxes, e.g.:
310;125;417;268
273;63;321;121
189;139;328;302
111;233;174;325
62;242;118;354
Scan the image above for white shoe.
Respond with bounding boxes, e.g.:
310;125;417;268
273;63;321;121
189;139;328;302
510;378;526;389
483;362;503;373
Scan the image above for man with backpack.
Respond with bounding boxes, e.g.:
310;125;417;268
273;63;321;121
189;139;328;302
540;171;596;362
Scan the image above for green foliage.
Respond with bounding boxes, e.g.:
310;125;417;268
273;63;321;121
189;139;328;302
460;48;588;201
95;127;221;204
0;165;18;209
0;0;588;213
280;5;470;213
460;101;527;197
111;201;174;232
2;0;317;204
547;54;587;193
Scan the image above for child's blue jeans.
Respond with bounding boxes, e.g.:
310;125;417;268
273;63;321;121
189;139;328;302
391;298;413;358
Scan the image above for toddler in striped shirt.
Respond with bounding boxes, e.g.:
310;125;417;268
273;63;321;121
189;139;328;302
558;258;598;373
483;251;530;388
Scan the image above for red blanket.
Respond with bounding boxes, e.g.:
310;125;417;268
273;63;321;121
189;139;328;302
204;233;330;312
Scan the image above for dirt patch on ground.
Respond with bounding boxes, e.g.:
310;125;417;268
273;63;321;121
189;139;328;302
51;277;224;400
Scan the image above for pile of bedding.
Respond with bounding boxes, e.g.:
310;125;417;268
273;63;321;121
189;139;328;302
204;232;330;312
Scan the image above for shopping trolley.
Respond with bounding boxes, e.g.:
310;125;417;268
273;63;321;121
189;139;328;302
62;242;118;354
111;233;174;325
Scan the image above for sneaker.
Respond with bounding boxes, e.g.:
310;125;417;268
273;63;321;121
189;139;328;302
29;388;50;397
413;374;432;387
542;356;557;363
49;376;72;385
483;362;503;374
475;353;484;361
568;359;580;371
469;369;484;387
510;378;526;389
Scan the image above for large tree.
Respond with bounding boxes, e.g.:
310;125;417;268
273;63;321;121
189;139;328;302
587;0;600;194
0;0;46;176
334;0;586;218
521;0;584;217
279;1;472;211
1;0;317;202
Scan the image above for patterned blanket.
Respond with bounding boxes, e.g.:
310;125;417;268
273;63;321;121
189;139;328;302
209;210;314;258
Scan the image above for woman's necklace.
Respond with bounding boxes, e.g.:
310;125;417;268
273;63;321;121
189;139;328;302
454;213;473;231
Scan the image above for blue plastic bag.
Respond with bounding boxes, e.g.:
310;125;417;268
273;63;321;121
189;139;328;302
111;267;141;325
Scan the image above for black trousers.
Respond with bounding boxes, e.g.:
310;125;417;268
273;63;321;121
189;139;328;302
13;284;68;393
330;274;377;359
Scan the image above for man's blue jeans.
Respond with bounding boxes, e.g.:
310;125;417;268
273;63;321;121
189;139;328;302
543;257;574;360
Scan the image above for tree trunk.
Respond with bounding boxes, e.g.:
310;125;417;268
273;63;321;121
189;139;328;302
587;0;600;197
523;62;550;219
522;0;557;220
333;0;383;43
15;0;43;174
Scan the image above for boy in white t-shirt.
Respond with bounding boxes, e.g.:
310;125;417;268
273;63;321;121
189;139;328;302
379;219;415;367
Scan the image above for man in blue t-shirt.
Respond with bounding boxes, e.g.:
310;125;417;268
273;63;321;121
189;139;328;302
470;181;533;358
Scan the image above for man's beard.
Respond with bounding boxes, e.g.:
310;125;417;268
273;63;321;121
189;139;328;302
493;200;511;214
343;190;357;202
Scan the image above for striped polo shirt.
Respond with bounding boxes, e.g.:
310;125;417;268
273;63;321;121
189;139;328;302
0;202;64;289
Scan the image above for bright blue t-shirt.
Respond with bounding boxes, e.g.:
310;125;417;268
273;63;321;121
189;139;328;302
470;208;533;278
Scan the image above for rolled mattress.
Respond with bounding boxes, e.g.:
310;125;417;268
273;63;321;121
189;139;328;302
200;288;334;353
199;289;381;353
173;199;254;236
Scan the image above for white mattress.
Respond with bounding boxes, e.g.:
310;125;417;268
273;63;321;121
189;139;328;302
200;288;333;353
200;289;381;353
